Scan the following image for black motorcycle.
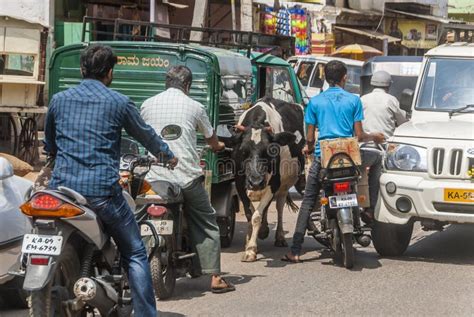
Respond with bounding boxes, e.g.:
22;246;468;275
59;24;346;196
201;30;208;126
310;152;371;269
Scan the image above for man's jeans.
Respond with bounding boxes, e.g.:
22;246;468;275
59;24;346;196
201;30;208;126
87;192;157;317
290;159;322;256
360;149;382;210
182;177;221;274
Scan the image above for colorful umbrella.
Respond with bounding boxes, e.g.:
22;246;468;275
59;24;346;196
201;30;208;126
331;44;383;61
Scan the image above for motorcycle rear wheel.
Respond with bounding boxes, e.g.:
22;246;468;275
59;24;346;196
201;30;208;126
29;243;81;317
341;233;354;269
150;236;176;300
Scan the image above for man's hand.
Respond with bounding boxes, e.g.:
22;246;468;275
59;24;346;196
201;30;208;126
372;132;386;144
213;141;225;153
167;157;179;170
303;143;315;156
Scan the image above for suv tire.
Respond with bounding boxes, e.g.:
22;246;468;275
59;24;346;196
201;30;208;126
373;220;413;256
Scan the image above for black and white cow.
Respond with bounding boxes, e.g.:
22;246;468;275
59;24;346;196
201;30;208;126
227;97;305;262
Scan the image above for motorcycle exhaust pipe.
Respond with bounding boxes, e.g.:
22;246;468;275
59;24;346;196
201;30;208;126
356;234;371;247
73;277;118;316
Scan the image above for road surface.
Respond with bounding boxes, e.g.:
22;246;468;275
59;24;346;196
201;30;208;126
2;198;474;316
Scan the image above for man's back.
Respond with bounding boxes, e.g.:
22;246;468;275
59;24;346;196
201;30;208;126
306;86;364;156
141;88;213;187
361;88;407;138
46;79;130;196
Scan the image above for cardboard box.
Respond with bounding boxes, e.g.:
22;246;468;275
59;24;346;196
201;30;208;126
320;137;361;168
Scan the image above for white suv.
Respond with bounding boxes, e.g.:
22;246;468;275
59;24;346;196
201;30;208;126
373;43;474;256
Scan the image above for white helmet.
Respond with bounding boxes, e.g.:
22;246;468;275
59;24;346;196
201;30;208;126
371;70;392;87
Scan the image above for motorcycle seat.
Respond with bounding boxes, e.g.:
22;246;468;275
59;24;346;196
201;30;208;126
57;186;88;205
149;181;183;204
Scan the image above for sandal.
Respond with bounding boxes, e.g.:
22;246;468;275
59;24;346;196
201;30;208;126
281;254;302;263
211;277;236;294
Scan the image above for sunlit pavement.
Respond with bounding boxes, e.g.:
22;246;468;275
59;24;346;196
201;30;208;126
3;197;474;316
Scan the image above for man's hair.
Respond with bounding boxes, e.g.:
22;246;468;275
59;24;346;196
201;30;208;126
324;60;347;87
166;65;192;91
80;44;117;80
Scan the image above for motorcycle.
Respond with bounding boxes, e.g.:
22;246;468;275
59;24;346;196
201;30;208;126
17;157;140;316
310;151;372;269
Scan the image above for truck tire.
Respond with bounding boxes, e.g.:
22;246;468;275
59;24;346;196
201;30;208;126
29;243;80;317
219;198;237;248
372;220;413;257
150;236;176;300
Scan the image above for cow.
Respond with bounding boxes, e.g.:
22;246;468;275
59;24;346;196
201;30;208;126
226;97;305;262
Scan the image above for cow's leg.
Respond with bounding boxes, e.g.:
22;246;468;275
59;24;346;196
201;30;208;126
258;202;271;240
236;174;255;245
274;192;288;247
242;188;274;262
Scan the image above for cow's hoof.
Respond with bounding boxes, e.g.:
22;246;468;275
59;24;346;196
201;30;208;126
258;224;270;240
241;251;257;262
274;239;288;247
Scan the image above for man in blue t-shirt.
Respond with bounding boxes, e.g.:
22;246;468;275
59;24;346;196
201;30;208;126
283;60;385;263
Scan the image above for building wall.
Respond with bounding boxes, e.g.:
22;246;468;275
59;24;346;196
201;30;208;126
0;0;54;27
346;0;448;18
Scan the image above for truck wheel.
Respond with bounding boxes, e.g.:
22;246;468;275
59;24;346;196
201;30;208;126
150;236;176;300
220;198;237;248
29;243;80;317
372;220;413;257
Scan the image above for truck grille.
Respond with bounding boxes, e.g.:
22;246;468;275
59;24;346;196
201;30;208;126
431;148;466;178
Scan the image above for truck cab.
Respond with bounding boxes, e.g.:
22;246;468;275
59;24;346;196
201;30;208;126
373;43;474;257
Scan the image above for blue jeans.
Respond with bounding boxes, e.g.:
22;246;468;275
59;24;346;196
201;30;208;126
87;192;157;317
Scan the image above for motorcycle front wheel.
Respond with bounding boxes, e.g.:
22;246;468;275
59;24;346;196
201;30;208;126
150;235;176;300
29;243;81;317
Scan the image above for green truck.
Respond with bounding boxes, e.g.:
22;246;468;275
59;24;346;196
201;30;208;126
48;20;306;248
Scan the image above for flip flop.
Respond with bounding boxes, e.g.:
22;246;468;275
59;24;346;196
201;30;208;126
281;254;302;263
211;278;236;294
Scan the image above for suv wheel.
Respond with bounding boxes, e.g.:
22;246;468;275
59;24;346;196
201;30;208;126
372;220;413;256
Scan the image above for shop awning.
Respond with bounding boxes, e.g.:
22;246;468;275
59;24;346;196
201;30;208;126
252;0;324;12
385;8;464;24
334;26;401;43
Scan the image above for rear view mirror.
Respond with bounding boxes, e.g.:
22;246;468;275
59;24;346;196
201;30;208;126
400;89;414;113
216;124;234;138
120;137;140;155
0;157;14;180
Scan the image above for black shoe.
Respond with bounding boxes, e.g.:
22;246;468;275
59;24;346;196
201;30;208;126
294;174;306;196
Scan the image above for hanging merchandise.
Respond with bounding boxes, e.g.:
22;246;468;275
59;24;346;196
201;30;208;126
289;7;310;55
276;7;291;36
262;7;277;35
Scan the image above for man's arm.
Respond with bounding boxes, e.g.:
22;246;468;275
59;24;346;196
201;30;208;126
197;106;224;152
123;101;177;167
303;124;316;155
354;121;385;143
44;97;57;156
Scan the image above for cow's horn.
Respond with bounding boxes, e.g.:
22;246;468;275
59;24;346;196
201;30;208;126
264;126;273;133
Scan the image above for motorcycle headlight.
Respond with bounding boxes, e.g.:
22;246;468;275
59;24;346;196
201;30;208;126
385;143;427;172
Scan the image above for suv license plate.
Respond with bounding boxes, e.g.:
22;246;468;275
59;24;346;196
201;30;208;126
21;234;63;256
444;189;474;203
141;220;173;236
329;194;358;209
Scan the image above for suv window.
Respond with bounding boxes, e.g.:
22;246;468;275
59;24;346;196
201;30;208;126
416;58;474;110
310;63;326;88
259;66;295;103
296;61;314;86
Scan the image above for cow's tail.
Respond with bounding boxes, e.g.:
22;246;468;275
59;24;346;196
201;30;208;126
286;194;299;213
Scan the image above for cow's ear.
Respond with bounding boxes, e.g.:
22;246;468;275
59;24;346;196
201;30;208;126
272;132;296;146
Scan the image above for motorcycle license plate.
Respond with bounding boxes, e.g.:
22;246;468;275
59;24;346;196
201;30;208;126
328;194;358;209
141;220;173;236
21;234;63;256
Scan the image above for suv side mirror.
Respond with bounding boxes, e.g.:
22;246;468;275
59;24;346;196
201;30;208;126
400;89;414;113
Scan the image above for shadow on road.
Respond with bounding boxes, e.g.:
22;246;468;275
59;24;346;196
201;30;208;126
388;224;474;266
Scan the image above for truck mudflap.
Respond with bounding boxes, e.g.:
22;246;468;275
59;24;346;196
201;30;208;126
337;208;354;234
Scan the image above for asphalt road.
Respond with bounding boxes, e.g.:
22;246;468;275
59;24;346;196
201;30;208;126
2;198;474;317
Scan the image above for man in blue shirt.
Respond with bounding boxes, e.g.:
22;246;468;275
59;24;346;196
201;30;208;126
44;44;177;316
283;60;384;263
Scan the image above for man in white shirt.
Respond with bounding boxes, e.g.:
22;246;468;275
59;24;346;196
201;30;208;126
360;70;408;222
141;65;235;294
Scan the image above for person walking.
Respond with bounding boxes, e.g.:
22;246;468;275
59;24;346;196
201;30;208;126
44;44;177;316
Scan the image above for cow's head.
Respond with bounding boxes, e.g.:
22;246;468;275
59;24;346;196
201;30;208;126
225;124;296;191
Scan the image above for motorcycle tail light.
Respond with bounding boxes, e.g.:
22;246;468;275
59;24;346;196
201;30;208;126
20;194;84;218
30;256;50;266
333;182;351;194
147;205;167;217
320;197;329;206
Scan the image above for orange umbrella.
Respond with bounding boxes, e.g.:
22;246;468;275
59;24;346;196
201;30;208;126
331;44;383;61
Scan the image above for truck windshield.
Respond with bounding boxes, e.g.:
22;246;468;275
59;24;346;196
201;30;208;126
416;58;474;111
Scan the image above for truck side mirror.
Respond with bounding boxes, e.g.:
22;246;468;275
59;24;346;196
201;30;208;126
400;89;414;113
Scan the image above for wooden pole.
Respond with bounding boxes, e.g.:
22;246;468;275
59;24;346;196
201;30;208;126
231;0;236;31
240;0;253;31
191;0;209;41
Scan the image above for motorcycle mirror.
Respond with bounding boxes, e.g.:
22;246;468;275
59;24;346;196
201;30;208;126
0;157;14;180
216;124;234;139
400;88;414;113
120;137;140;155
161;124;182;141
